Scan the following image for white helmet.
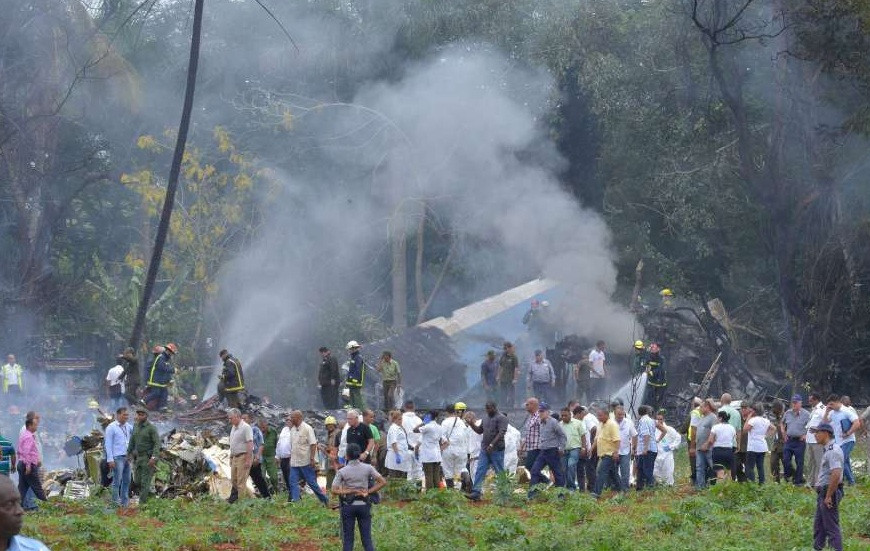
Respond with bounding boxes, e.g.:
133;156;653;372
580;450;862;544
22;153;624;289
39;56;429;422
541;300;550;307
346;340;361;350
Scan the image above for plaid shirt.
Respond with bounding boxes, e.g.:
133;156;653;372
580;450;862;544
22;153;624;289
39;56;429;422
522;411;541;451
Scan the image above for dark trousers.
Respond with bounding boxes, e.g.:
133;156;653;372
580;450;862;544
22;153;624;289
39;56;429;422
528;448;564;497
584;453;598;492
650;385;666;411
783;439;806;485
17;462;47;507
770;449;784;482
531;382;550;404
423;462;442;490
498;382;515;408
814;488;843;551
593;455;620;496
524;449;540;472
341;503;374;551
249;463;271;498
320;384;339;409
636;452;657;490
689;448;697;483
746;451;766;484
144;386;168;410
279;457;291;490
382;381;397;411
576;455;587;491
124;381;140;405
734;451;747;482
589;378;606;400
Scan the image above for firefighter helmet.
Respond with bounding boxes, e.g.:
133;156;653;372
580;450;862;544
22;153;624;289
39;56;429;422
659;288;674;297
634;340;645;350
165;343;179;355
346;340;361;350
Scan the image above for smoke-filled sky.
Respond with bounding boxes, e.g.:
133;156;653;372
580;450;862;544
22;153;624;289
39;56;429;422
129;0;637;390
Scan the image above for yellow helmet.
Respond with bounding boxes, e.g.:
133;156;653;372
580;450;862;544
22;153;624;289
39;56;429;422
660;288;674;297
324;416;337;426
634;340;645;350
88;398;100;410
454;402;467;412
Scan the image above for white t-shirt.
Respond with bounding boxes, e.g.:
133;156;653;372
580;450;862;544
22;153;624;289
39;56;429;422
583;413;600;451
417;421;443;463
106;365;125;393
829;407;859;445
617;418;637;456
806;403;826;444
385;423;409;472
588;350;606;378
276;426;293;458
746;416;770;453
710;423;737;448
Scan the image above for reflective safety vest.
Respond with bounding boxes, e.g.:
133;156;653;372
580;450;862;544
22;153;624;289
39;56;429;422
345;355;365;388
223;357;245;392
646;355;667;387
147;354;170;388
1;364;23;392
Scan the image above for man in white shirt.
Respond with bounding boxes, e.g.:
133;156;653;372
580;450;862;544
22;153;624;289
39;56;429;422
581;406;600;492
105;364;126;411
588;342;607;400
287;410;329;504
276;414;293;491
614;406;636;491
104;406;134;507
823;394;862;485
804;392;826;488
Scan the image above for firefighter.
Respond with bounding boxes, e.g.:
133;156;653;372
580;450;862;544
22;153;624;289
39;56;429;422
631;340;647;376
645;343;667;411
345;341;366;409
1;355;24;397
659;288;674;309
219;349;246;409
143;343;177;411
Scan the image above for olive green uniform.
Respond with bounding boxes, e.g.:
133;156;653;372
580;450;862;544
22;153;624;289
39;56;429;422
127;419;161;503
260;426;280;493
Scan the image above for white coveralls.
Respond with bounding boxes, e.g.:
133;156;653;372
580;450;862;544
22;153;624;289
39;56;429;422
440;416;470;483
402;411;424;481
467;419;483;479
653;424;682;485
504;423;521;476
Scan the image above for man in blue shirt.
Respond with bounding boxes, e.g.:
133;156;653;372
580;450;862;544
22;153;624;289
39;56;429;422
0;474;50;550
103;407;134;507
242;414;271;499
635;405;658;490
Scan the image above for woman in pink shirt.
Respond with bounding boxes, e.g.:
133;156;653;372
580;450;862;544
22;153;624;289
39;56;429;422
16;417;46;509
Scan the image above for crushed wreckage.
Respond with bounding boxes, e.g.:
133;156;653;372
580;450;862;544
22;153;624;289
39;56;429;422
45;396;343;500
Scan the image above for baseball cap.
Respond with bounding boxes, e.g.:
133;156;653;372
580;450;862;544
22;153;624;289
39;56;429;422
811;423;834;435
539;402;550;411
791;394;803;402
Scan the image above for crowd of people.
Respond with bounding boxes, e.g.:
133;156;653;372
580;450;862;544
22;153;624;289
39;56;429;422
0;333;866;551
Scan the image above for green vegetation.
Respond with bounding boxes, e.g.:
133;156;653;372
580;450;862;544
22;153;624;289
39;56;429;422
23;477;870;550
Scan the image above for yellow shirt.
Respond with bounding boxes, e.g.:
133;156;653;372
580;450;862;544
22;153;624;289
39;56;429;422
597;419;621;456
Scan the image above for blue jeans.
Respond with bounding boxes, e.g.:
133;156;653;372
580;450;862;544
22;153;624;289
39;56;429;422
593;455;620;496
471;450;504;496
563;448;580;490
289;465;329;504
745;451;766;484
528;448;565;498
636;452;657;490
340;503;373;551
840;441;855;485
110;455;131;506
618;454;631;491
695;450;713;488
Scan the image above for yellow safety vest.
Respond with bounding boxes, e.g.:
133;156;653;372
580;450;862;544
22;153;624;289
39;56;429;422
1;364;23;392
223;358;245;392
147;356;168;388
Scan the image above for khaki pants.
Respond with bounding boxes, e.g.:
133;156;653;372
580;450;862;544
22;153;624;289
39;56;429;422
805;443;824;486
231;454;252;499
